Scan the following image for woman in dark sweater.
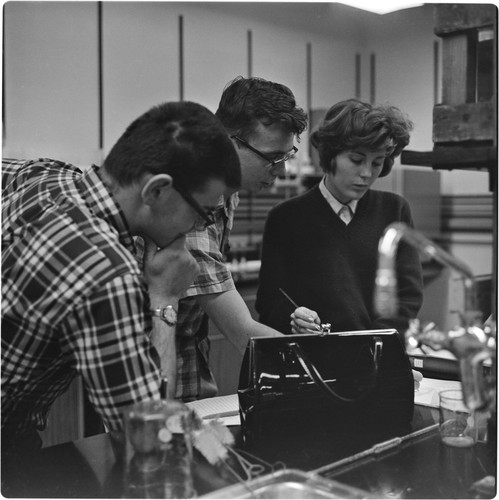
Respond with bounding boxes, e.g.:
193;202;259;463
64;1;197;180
256;99;423;336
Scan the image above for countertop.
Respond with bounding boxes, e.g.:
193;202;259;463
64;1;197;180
3;404;496;498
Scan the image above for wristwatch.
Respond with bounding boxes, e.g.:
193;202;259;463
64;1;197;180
150;305;178;327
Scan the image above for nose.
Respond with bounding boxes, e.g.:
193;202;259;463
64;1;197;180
359;162;373;178
272;161;286;177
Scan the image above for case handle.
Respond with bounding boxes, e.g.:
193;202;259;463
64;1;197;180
286;336;383;403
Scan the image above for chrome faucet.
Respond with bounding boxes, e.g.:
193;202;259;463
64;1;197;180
374;222;496;412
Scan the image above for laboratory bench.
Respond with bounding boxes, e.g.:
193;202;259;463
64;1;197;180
3;404;496;499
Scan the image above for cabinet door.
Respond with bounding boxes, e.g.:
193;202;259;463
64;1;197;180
3;2;100;166
101;2;179;153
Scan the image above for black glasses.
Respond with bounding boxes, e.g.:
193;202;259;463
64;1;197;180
172;180;216;231
231;135;298;171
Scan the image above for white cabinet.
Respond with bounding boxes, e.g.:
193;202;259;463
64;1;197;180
101;2;179;151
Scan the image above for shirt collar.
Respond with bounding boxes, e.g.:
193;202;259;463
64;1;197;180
319;177;358;214
217;192;240;230
76;165;135;251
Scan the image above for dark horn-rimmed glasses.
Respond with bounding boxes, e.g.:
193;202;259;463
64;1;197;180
172;180;216;231
230;135;298;171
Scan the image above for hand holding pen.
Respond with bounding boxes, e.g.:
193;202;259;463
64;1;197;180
291;308;323;334
279;288;323;334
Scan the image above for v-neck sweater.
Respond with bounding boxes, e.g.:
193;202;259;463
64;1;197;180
256;185;423;335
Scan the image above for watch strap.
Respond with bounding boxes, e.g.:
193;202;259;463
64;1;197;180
150;305;177;326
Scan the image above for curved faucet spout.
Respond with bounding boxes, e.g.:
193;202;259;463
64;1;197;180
375;222;495;411
375;222;479;327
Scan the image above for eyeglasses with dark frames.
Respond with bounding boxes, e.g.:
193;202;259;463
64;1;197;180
230;135;298;172
172;180;216;231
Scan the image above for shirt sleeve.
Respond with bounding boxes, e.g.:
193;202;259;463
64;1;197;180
183;224;235;297
60;273;162;431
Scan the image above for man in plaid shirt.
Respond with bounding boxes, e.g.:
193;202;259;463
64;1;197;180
176;77;308;400
1;101;240;482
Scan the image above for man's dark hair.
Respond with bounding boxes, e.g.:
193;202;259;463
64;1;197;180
310;99;413;177
215;76;307;139
103;101;241;192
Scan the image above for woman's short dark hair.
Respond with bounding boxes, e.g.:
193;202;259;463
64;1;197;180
103;101;241;192
215;76;308;139
310;99;413;177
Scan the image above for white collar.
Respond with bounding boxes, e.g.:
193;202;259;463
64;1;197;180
319;177;358;214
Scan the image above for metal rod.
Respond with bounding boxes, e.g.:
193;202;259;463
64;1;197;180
306;42;312;116
2;9;6;141
311;423;439;476
355;53;361;99
433;40;439;104
247;30;252;78
179;15;184;101
98;1;103;150
370;53;376;104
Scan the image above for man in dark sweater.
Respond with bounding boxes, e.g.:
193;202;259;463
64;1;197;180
256;99;423;336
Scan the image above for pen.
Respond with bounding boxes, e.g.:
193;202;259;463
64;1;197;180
279;287;299;308
279;288;322;331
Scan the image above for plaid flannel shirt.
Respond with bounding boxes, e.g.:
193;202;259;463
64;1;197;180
176;193;239;401
2;159;162;437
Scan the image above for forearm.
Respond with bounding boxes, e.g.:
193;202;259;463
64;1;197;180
241;318;283;346
198;289;282;355
150;317;177;399
149;295;178;399
141;235;200;400
224;320;281;355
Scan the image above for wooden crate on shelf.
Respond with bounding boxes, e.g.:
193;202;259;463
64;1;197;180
402;5;497;172
432;4;497;172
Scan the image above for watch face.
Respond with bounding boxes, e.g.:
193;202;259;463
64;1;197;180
163;306;177;325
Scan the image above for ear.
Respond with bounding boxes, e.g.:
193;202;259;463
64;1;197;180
329;157;336;174
141;174;174;206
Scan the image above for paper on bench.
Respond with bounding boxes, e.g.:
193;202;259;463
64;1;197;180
186;394;240;426
415;378;462;408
